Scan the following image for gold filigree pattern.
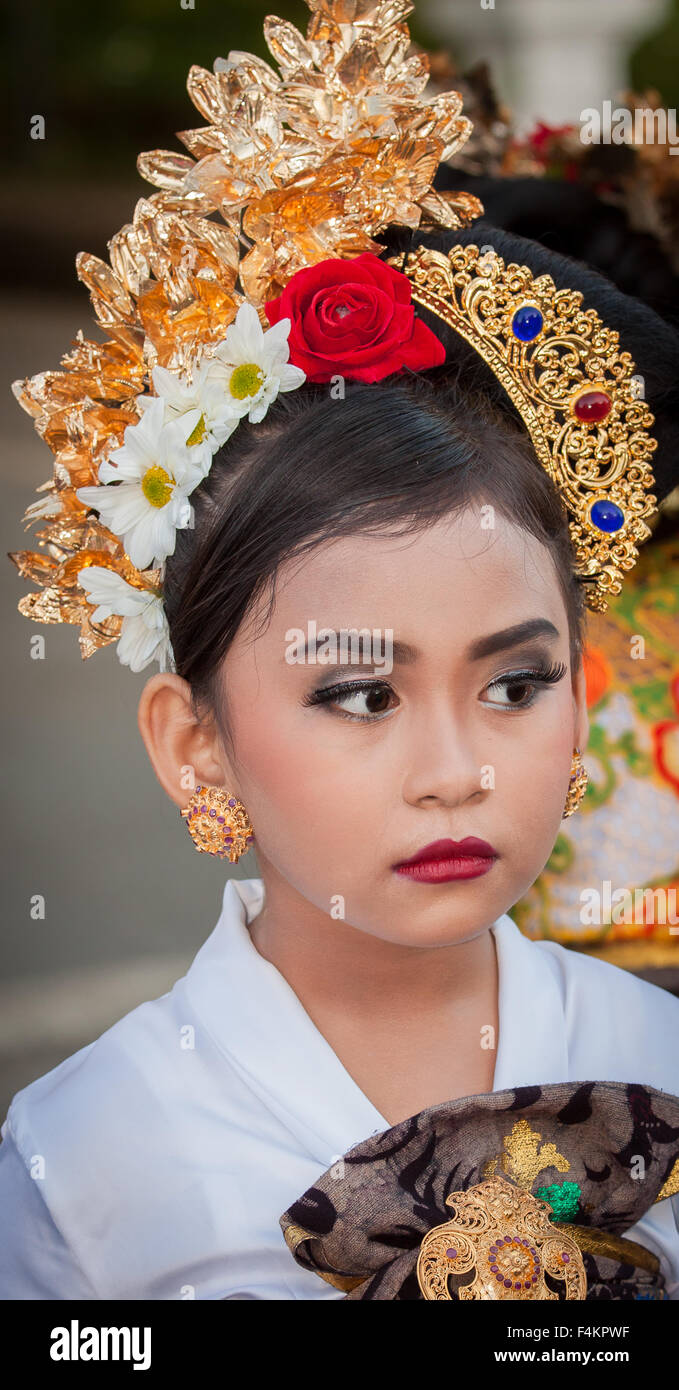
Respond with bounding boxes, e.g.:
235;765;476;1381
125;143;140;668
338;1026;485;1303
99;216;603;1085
416;1173;586;1300
180;784;254;862
388;243;658;612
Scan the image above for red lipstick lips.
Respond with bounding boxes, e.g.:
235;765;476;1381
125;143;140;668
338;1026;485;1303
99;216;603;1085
393;836;498;884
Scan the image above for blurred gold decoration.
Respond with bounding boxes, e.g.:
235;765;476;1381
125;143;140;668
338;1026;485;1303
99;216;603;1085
505;89;679;275
8;0;480;661
413;46;515;176
424;33;679;273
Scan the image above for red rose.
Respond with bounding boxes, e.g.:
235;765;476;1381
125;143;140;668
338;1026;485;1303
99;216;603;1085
264;252;446;383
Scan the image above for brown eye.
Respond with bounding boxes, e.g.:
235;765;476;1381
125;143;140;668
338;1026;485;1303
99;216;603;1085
483;662;567;711
363;685;391;713
484;678;537;709
505;681;532;705
320;681;397;721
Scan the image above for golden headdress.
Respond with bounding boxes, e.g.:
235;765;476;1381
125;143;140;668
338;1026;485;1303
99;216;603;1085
8;0;658;673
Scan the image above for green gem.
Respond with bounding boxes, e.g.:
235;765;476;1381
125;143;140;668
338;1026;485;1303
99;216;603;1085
535;1181;582;1222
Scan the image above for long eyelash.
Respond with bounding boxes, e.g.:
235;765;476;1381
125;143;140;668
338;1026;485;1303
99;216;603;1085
303;661;567;706
491;659;567;686
302;678;392;708
487;659;568;703
302;660;568;718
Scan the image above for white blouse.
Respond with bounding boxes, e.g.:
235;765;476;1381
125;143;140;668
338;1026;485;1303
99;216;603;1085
1;875;678;1300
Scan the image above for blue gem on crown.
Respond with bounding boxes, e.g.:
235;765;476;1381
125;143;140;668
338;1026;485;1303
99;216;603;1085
589;499;625;532
511;304;543;342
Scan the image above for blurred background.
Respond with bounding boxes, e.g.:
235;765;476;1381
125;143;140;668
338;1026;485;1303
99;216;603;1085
3;0;679;1116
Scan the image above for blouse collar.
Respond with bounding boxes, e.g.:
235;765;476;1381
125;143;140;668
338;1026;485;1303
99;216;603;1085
184;876;568;1170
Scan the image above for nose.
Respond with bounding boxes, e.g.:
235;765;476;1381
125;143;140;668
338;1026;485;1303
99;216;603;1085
399;699;490;809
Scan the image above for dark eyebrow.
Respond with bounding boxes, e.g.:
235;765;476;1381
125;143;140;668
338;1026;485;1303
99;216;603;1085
299;618;559;667
465;618;560;661
301;633;419;663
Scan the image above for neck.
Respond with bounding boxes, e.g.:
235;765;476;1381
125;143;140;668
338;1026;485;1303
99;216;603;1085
247;861;499;1026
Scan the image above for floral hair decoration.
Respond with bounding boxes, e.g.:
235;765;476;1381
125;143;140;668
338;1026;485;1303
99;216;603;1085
70;252;446;674
9;0;657;675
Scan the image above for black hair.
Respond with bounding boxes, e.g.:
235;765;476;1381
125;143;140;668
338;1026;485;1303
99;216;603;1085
435;169;679;334
161;220;679;732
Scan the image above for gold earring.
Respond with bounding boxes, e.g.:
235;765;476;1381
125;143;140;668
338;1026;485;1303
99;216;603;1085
180;783;254;862
563;748;589;818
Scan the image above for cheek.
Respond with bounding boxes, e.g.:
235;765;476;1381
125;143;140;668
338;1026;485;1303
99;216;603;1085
228;691;374;828
228;701;386;902
497;689;576;850
227;688;413;911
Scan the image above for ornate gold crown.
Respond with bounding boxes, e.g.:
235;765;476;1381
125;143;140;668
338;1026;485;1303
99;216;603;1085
390;242;657;608
8;0;657;673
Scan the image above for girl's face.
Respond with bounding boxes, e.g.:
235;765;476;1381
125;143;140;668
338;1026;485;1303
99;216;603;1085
213;507;588;948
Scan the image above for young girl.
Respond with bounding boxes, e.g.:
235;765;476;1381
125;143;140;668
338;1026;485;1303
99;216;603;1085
3;4;679;1302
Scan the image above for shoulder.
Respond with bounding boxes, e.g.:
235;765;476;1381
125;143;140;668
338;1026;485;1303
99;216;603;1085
7;972;209;1152
0;970;264;1298
533;930;679;1018
530;931;679;1090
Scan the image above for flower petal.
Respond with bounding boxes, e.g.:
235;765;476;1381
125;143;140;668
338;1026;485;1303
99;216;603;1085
78;566;154;618
118;611;168;672
276;362;306;392
217;301;264;363
260;316;293;363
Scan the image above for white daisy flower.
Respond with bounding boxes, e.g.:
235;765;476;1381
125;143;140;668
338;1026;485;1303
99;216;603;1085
207;301;306;424
77;565;175;674
140;359;239;475
75;396;204;571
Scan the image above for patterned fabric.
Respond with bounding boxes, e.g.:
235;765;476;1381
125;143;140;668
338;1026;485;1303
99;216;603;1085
279;1081;679;1300
514;532;679;951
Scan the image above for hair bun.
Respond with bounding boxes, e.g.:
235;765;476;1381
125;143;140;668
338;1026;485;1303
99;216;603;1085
382;213;679;508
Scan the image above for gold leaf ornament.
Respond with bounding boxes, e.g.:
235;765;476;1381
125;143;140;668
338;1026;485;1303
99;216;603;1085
7;0;658;670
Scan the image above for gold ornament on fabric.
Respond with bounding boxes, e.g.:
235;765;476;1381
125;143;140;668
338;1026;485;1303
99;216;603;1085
388;243;657;613
656;1155;679;1203
180;783;254;862
553;1223;660;1275
563;747;589;818
482;1118;571;1189
283;1224;365;1293
416;1173;586;1300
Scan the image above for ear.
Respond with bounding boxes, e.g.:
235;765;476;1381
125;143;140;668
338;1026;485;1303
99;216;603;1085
571;654;590;752
137;672;238;809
